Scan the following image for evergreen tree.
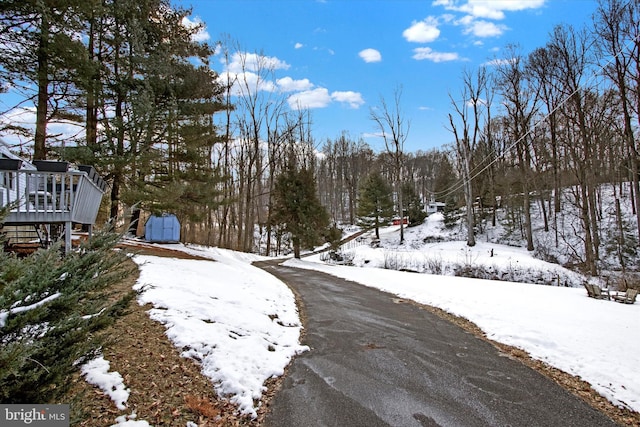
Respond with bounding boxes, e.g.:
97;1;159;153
402;182;427;226
272;166;330;258
357;172;394;239
443;198;462;229
0;229;134;403
0;0;91;159
95;0;225;225
124;58;226;229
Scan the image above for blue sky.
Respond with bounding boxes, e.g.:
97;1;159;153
0;0;600;154
179;0;600;153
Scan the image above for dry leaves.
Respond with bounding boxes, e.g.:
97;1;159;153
64;247;270;426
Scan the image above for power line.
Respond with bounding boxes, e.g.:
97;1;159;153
429;6;639;202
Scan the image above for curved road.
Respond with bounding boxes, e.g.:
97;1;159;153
255;260;617;427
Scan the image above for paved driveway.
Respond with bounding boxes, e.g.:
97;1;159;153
256;260;618;427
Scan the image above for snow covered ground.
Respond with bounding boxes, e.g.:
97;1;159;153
82;219;640;425
82;245;308;426
131;247;308;417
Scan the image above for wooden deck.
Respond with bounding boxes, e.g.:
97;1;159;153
1;168;106;253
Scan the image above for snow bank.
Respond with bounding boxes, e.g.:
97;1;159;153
132;250;307;418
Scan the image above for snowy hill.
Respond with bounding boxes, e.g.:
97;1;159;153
331;180;640;289
332;213;589;288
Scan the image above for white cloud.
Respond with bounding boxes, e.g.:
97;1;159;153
182;16;210;42
331;91;365;108
463;19;506;37
227;52;290;74
312;46;335;55
358;48;382;63
218;50;363;111
433;0;541;39
461;3;506;19
276;77;314;92
362;131;384;139
466;97;488;107
217;70;277;96
0;107;84;147
402;17;441;43
217;52;291;95
412;47;460;62
287;88;332;110
434;0;545;20
294;42;304;49
287;88;365;110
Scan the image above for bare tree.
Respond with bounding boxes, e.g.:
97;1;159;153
548;24;599;275
594;0;640;242
317;133;375;225
448;68;489;247
528;46;565;246
495;45;540;251
370;86;409;244
220;43;289;251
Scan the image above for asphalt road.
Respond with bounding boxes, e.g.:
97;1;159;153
255;260;618;427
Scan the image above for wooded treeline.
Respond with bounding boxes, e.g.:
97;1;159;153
0;0;638;273
447;0;640;275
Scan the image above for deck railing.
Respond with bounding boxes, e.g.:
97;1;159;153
0;169;105;225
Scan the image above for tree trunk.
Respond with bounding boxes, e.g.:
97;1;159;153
578;181;597;276
397;178;405;244
85;13;98;148
293;236;301;259
518;140;534;251
128;208;141;236
463;151;475;247
34;12;50;160
615;196;626;272
110;88;125;220
633;159;640;242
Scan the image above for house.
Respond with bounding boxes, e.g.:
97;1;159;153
391;217;408;225
0;140;106;254
425;195;445;215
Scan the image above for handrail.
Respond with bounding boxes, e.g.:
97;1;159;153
0;169;104;224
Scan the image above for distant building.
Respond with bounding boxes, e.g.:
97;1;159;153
391;217;408;225
426;195;445;215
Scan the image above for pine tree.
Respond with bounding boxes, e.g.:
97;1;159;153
357;173;394;240
97;0;225;226
271;166;330;258
0;0;91;159
402;182;427;226
0;229;134;403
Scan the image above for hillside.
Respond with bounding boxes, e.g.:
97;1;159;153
332;182;640;290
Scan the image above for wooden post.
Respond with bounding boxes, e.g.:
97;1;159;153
65;221;72;254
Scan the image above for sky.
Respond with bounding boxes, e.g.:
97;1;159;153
76;219;639;426
0;0;602;156
177;0;601;153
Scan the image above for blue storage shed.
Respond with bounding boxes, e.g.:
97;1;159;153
145;214;180;243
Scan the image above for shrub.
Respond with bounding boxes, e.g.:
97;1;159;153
0;228;135;403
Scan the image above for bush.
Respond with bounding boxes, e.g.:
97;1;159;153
320;249;355;265
0;228;135;403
